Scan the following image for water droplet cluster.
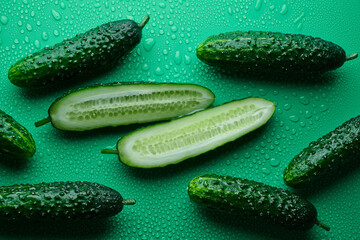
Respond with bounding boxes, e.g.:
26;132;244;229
0;0;359;239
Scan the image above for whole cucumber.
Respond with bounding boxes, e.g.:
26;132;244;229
197;31;358;74
284;115;360;188
8;15;150;88
0;181;135;220
188;174;329;231
0;110;36;159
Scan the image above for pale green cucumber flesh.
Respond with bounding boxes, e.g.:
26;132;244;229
47;83;215;131
117;97;276;168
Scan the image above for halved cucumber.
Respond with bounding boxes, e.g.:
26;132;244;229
102;97;275;168
35;82;215;131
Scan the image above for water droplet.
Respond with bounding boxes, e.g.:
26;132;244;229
60;2;66;9
258;88;269;96
159;3;166;8
262;167;271;175
184;55;192;65
283;103;292;111
255;0;263;11
42;32;49;41
155;67;164;76
0;16;8;25
320;104;328;112
174;51;182;65
304;110;312;119
17;20;23;27
26;24;33;31
142;63;150;71
144;38;155;52
280;4;288;15
34;40;41;49
51;9;62;21
294;12;305;24
244;152;251;159
270;158;280;167
299;96;310;105
23;0;28;4
171;26;178;33
54;30;59;36
289;115;300;122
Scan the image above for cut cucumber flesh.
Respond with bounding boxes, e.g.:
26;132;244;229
45;83;215;131
116;97;275;168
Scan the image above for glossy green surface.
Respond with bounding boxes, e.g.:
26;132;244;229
0;0;359;239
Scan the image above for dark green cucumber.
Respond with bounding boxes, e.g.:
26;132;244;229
35;82;215;131
8;15;150;88
102;97;275;168
0;110;36;159
188;174;329;231
284;115;360;188
0;181;135;220
197;31;358;74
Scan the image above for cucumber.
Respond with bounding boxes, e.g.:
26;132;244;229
8;15;150;88
197;31;358;74
102;97;275;168
0;181;135;220
284;115;360;188
35;82;215;131
0;110;36;159
188;174;330;231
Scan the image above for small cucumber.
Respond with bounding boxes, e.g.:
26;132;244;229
102;97;275;168
0;110;36;159
35;82;215;131
0;181;135;220
188;174;330;231
284;115;360;188
8;15;150;88
197;31;358;74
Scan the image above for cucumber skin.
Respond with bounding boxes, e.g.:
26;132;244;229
8;19;143;88
47;82;215;131
0;181;124;220
188;174;318;230
284;115;360;188
0;110;36;159
197;31;346;74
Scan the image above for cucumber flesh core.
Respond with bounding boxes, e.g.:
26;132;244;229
48;84;215;131
117;97;275;168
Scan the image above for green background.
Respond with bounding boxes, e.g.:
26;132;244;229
0;0;359;239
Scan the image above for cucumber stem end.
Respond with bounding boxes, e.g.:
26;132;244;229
316;220;330;231
122;199;136;205
101;149;119;155
346;53;358;61
35;117;51;127
138;15;150;29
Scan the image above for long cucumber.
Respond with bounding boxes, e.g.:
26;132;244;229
35;83;215;131
9;16;150;88
102;97;275;168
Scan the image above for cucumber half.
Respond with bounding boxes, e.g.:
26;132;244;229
35;83;215;131
102;97;275;168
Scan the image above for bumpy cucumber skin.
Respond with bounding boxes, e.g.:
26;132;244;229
284;115;360;188
0;181;124;220
47;82;215;131
197;31;346;74
188;174;318;230
0;110;36;159
9;19;143;88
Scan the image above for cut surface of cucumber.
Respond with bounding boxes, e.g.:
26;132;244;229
35;83;215;131
109;97;275;168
